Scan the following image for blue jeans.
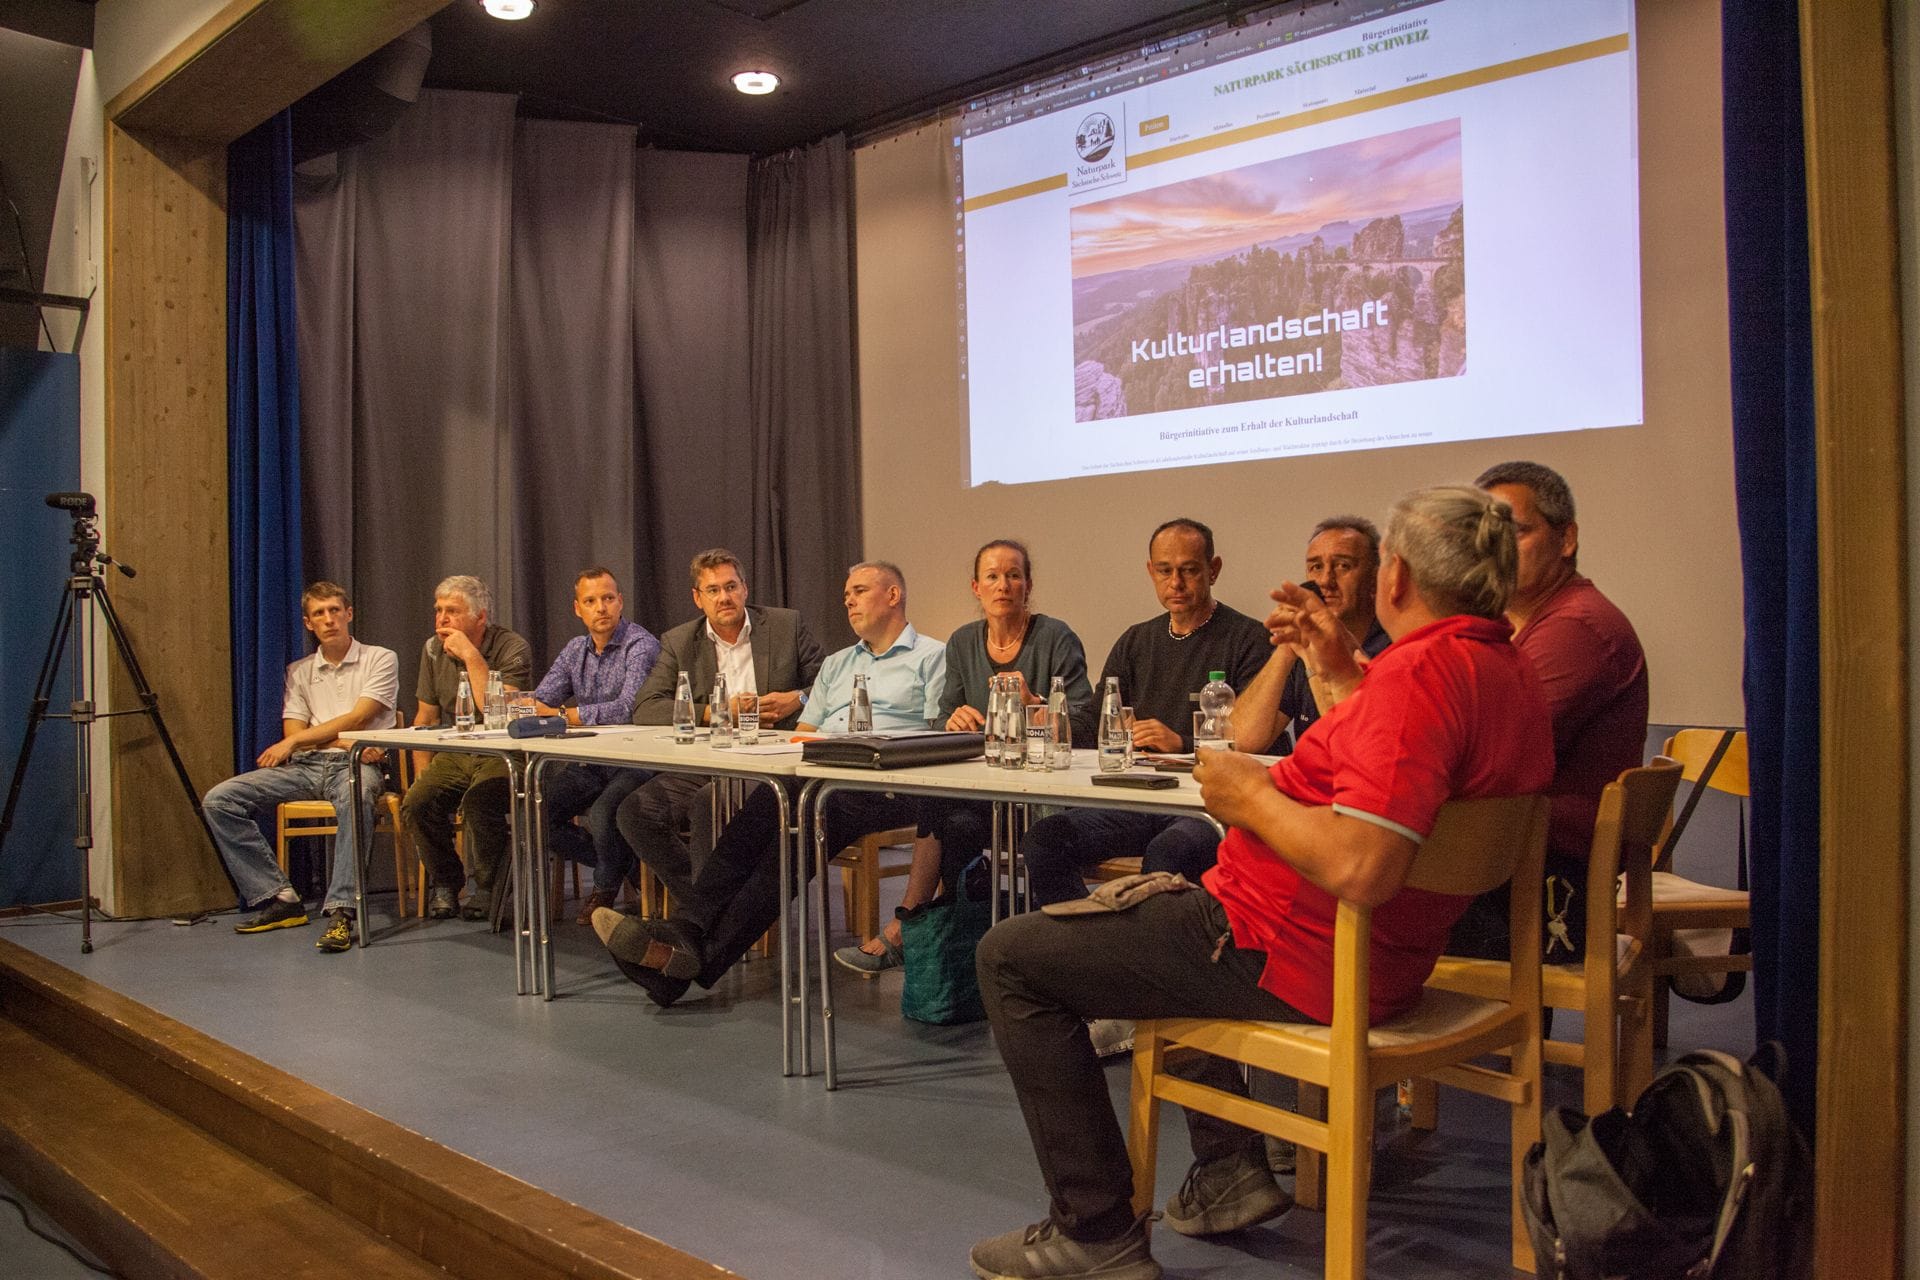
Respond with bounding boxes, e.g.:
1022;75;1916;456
203;753;383;915
540;763;650;895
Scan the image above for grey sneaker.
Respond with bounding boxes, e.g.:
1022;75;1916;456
1163;1149;1291;1237
968;1216;1160;1280
426;886;458;919
459;886;493;921
833;935;903;976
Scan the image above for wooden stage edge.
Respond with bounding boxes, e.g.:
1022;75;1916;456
0;936;738;1280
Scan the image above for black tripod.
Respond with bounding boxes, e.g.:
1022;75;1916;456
0;493;214;952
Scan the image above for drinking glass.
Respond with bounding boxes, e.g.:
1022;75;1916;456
735;695;761;746
508;690;537;721
1121;707;1137;767
1023;703;1050;772
1193;710;1233;754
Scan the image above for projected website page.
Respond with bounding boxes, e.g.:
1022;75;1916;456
956;0;1641;487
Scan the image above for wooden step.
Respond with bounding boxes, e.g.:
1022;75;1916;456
0;937;737;1280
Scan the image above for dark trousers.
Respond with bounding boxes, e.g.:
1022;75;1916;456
615;772;716;906
921;795;991;893
977;888;1311;1242
401;752;511;891
541;763;651;896
678;784;918;987
1021;810;1224;907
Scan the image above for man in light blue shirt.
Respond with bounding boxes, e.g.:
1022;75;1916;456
801;563;946;732
591;562;947;1007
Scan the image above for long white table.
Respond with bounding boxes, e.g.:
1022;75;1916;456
793;750;1224;1088
512;728;813;1072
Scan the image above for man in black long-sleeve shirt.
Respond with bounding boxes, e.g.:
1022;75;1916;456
1021;516;1391;909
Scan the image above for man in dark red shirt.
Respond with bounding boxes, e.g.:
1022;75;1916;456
967;487;1553;1280
1448;461;1650;962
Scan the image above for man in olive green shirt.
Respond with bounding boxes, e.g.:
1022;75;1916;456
399;574;533;920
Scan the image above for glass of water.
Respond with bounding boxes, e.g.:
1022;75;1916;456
1192;710;1233;754
1023;703;1050;772
735;695;761;746
1121;707;1137;767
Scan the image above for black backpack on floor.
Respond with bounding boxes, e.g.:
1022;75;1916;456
1521;1045;1812;1280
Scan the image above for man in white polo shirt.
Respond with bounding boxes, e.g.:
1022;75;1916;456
201;581;399;953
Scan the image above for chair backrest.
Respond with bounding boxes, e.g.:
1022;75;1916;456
1592;759;1685;956
1332;794;1550;1036
1401;795;1553;898
1662;729;1749;797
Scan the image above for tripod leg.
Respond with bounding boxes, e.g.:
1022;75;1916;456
91;582;220;857
0;586;76;850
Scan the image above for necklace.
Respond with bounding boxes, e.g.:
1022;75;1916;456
1168;601;1218;641
986;618;1029;654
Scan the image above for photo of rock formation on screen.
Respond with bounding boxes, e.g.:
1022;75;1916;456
1070;119;1466;421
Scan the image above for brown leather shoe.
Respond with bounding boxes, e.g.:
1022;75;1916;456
574;888;619;927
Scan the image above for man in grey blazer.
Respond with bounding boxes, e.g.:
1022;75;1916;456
616;548;825;903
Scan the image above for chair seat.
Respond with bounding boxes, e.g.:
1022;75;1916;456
1639;871;1748;903
281;800;339;822
1245;987;1511;1049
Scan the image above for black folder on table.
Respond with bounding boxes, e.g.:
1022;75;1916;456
801;732;984;769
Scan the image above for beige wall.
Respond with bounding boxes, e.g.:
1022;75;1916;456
92;0;234;104
854;0;1742;727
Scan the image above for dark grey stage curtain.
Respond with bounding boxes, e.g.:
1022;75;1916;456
294;87;854;686
747;135;860;650
630;149;753;629
295;89;517;668
508;118;640;664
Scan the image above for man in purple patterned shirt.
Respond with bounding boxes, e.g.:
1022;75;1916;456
533;567;661;923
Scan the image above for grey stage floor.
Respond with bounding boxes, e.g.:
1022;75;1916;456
0;887;1754;1280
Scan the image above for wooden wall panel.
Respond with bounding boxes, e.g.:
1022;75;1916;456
1801;0;1910;1275
108;0;451;149
103;122;233;916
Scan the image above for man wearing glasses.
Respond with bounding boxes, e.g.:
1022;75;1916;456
615;549;824;904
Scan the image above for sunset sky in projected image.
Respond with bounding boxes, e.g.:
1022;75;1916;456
1070;118;1463;278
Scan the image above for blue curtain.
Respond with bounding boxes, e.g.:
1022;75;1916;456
227;111;305;772
1721;2;1818;1135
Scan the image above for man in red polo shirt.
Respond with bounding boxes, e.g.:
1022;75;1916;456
967;487;1553;1280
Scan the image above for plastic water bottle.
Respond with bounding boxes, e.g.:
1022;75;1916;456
710;673;732;748
454;674;474;731
1198;669;1235;747
849;672;874;733
1099;677;1127;772
1047;675;1072;769
484;670;506;730
673;671;696;743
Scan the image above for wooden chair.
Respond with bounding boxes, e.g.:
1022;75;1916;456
830;826;919;941
1421;760;1683;1117
1125;794;1551;1279
275;719;415;916
1647;729;1751;1044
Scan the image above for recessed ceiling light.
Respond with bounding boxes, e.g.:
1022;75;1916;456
732;70;780;95
481;0;536;19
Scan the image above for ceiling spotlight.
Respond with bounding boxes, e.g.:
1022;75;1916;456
732;70;780;95
480;0;536;19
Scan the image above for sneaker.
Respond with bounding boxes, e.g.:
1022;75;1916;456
1264;1134;1296;1178
460;886;493;921
1087;1019;1135;1059
833;934;903;976
574;888;619;927
1163;1148;1291;1237
234;897;308;933
968;1216;1160;1280
315;912;354;953
426;886;458;919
